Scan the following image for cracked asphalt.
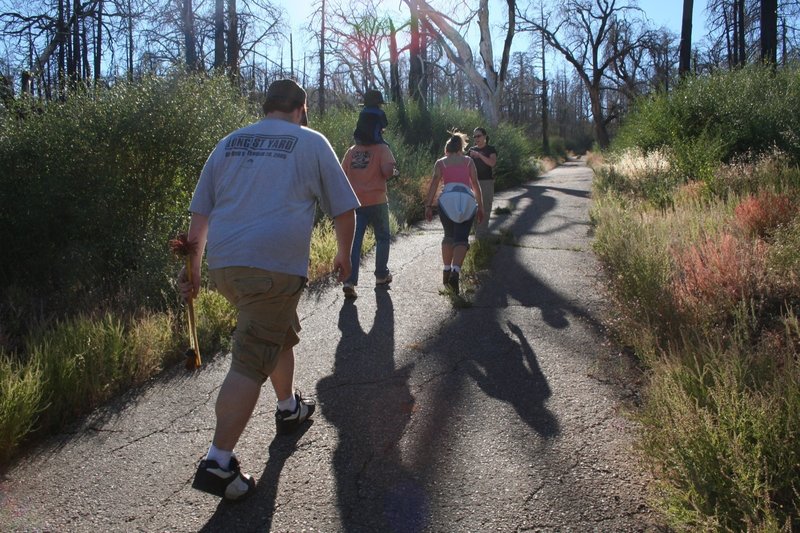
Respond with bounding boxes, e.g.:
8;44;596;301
1;158;666;532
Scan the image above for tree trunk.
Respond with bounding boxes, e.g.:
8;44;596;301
388;19;401;104
71;0;81;82
588;85;610;149
227;0;239;80
289;33;295;78
183;0;197;70
737;0;746;65
214;0;225;70
126;0;133;80
408;0;424;106
723;3;733;68
94;0;102;82
317;0;325;113
82;19;90;79
541;28;549;153
409;0;514;127
58;0;66;92
782;16;787;66
760;0;778;64
679;0;693;76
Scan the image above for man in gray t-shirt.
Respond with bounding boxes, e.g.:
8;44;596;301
178;79;358;502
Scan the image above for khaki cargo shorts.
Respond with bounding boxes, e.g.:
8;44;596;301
209;267;306;383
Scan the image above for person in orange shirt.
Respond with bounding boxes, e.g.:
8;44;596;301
340;132;398;299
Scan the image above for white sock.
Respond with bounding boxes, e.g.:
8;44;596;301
452;265;461;273
206;444;232;470
277;394;297;413
443;265;451;271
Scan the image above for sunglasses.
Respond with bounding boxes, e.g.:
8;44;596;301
473;134;484;138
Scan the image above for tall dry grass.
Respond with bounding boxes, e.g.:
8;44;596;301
592;149;800;530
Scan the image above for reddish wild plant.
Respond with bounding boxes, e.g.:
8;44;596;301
734;191;797;239
672;233;768;321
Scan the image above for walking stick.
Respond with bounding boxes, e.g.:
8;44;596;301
169;233;202;370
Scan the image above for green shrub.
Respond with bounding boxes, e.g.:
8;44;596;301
27;314;129;432
0;74;252;314
642;318;800;531
387;141;436;223
193;290;237;357
125;311;181;382
593;148;681;208
614;64;800;185
712;151;800;199
492;122;539;190
0;352;43;463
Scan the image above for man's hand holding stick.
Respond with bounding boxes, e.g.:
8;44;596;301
170;233;202;370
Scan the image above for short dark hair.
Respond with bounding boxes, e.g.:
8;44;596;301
363;89;385;106
262;79;307;115
473;127;488;141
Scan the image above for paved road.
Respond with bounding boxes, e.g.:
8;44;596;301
1;158;664;532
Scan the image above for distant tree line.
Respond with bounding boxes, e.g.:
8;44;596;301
1;0;798;149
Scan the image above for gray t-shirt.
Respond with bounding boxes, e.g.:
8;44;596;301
190;118;360;277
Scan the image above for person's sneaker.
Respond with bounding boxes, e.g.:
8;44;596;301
343;282;357;299
192;456;255;501
375;273;393;285
448;271;460;294
442;270;451;285
275;392;316;435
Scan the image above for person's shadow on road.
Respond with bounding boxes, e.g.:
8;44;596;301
465;320;559;437
316;289;427;533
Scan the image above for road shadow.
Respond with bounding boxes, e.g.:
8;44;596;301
405;165;617;517
464;320;559;437
316;289;427;533
485;180;605;332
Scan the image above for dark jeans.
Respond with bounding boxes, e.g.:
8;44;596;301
438;208;474;247
347;202;391;285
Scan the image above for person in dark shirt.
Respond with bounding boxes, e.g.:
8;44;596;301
353;89;389;145
467;127;497;238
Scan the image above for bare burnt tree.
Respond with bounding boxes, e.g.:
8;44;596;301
183;0;196;69
680;0;693;75
321;0;391;95
706;0;760;67
502;50;539;125
226;0;236;78
0;0;282;97
0;0;116;94
761;0;778;62
407;0;425;105
540;5;549;153
518;0;649;148
645;29;677;91
548;68;593;148
403;0;516;127
318;0;325;113
778;1;800;64
214;0;223;68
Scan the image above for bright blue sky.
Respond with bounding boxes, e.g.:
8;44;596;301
636;0;708;40
272;1;708;62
